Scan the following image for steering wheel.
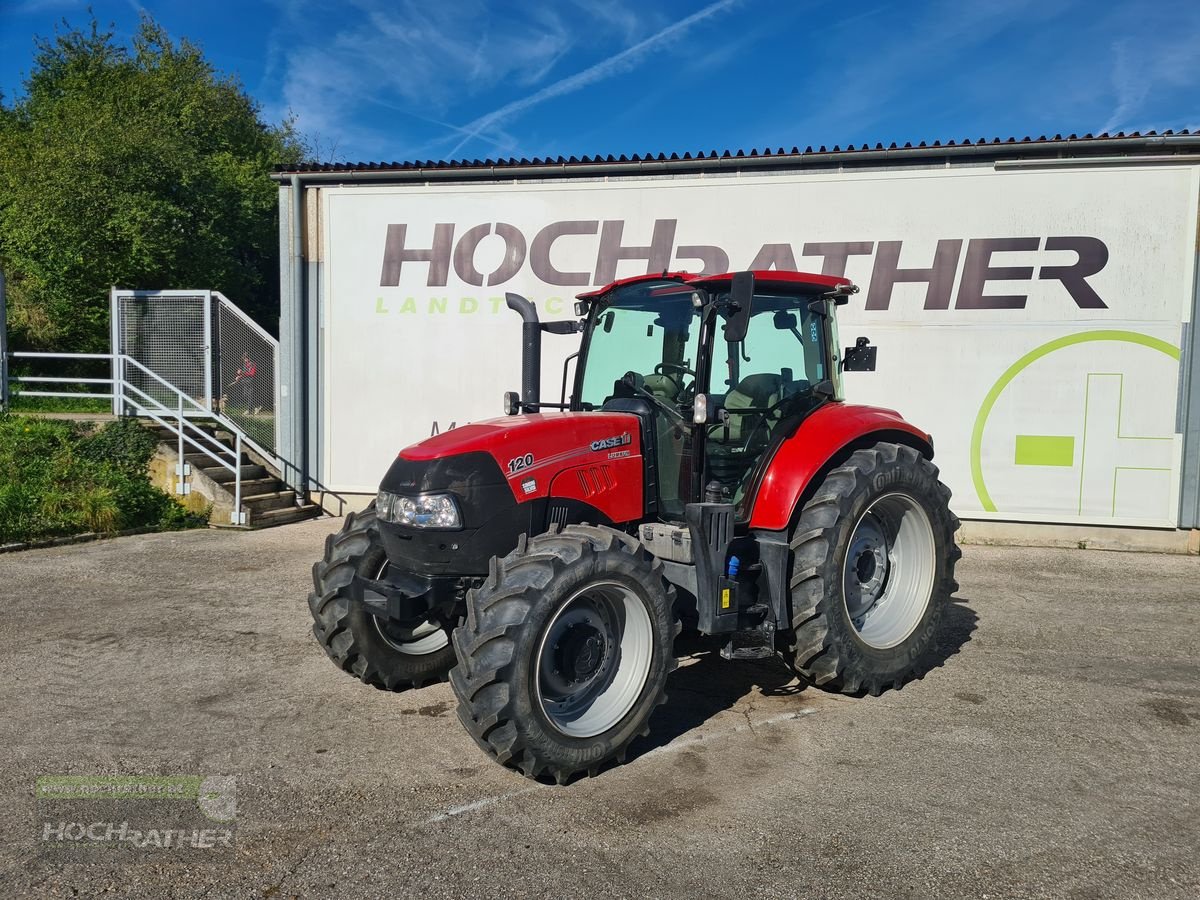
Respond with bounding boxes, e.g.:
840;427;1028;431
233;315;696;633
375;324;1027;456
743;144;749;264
653;363;696;399
711;395;793;456
655;362;696;379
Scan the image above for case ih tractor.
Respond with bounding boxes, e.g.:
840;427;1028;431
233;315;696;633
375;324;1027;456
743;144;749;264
310;270;959;782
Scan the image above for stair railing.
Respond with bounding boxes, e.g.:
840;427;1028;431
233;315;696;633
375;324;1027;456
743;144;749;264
6;351;262;525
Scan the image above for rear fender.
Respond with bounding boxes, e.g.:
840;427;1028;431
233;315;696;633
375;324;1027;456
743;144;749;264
746;404;933;532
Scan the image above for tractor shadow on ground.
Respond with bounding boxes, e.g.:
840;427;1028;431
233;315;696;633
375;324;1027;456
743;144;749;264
624;598;978;766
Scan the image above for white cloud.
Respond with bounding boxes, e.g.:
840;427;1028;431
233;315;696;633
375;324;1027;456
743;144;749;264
1100;13;1200;134
267;0;574;159
446;0;743;157
1100;41;1146;134
783;0;1072;141
566;0;667;43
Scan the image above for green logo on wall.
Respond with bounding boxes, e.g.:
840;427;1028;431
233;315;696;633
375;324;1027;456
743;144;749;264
970;330;1180;516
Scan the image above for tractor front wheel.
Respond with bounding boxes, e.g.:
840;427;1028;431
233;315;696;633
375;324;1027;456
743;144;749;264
450;524;677;783
309;506;457;691
787;442;960;695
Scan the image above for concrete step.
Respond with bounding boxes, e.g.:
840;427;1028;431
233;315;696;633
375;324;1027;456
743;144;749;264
201;463;268;484
243;490;298;512
150;424;219;439
184;451;252;468
249;503;322;529
237;477;283;495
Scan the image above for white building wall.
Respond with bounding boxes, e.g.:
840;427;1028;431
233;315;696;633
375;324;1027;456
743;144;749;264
305;162;1200;529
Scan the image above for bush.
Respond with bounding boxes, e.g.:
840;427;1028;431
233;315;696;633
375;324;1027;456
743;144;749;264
76;417;159;473
0;413;208;544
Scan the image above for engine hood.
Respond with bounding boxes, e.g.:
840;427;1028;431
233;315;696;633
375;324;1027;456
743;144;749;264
396;411;642;502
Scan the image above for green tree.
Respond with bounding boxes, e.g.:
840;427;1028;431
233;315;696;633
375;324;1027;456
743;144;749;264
0;16;305;352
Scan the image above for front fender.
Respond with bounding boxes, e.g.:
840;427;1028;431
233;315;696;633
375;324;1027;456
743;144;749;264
746;404;934;531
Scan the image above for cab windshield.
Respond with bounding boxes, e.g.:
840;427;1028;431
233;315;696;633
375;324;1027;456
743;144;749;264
578;280;701;414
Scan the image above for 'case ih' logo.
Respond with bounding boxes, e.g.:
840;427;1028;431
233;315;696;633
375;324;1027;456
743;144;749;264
590;433;631;452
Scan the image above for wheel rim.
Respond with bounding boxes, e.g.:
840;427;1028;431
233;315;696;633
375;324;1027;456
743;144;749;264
535;581;654;738
369;562;450;656
843;492;936;650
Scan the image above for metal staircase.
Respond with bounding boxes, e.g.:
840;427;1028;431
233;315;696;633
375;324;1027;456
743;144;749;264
4;289;329;529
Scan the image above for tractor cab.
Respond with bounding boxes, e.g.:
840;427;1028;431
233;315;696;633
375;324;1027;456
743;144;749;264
568;271;861;521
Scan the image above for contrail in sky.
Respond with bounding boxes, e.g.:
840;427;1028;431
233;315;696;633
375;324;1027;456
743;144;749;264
448;0;742;157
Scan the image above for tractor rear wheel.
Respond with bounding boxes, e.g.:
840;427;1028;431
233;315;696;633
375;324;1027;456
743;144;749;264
450;524;677;783
786;442;960;695
309;505;457;691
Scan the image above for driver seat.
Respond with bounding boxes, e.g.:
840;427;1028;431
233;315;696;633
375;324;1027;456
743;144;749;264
642;372;682;403
706;373;783;494
720;374;782;441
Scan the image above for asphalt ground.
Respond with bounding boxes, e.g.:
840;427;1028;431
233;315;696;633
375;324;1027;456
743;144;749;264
0;519;1197;898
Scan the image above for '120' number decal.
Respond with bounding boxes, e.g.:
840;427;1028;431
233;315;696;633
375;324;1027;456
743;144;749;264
507;452;534;475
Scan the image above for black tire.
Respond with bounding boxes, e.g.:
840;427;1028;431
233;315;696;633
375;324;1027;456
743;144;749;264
450;524;677;783
309;506;457;691
786;442;961;696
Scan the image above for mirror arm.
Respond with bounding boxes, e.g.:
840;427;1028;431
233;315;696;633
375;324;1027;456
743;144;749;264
540;320;582;335
560;351;580;407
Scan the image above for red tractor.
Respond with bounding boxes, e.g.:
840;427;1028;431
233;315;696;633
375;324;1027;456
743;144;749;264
310;271;960;782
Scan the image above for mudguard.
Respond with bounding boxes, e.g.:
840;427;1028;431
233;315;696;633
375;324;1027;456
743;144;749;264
746;404;934;531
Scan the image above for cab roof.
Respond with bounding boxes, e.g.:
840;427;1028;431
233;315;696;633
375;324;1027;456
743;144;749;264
575;270;852;300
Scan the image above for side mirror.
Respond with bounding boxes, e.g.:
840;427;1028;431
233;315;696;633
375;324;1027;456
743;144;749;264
723;271;754;343
503;391;521;415
843;337;877;372
773;310;798;329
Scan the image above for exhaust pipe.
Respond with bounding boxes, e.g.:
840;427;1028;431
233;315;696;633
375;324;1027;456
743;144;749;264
505;293;541;409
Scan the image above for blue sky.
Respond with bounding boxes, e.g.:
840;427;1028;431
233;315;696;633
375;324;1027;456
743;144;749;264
1;0;1198;163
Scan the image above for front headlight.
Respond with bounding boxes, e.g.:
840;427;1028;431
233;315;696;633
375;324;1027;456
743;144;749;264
376;490;462;529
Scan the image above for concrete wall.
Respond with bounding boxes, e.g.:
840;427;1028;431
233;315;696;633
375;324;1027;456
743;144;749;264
149;444;229;523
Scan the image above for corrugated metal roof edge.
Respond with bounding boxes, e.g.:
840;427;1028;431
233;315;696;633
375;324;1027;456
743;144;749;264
271;130;1200;180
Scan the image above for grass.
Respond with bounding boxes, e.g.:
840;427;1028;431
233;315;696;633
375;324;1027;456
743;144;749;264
5;356;114;413
0;413;209;544
5;393;112;413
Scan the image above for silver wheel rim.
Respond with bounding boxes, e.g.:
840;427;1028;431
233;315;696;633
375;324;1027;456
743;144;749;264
535;581;654;738
843;492;936;650
369;562;450;656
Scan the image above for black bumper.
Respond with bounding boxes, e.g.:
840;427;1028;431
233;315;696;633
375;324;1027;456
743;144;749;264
376;449;532;577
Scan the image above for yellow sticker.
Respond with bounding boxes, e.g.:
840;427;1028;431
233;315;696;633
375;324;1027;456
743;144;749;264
720;588;731;610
